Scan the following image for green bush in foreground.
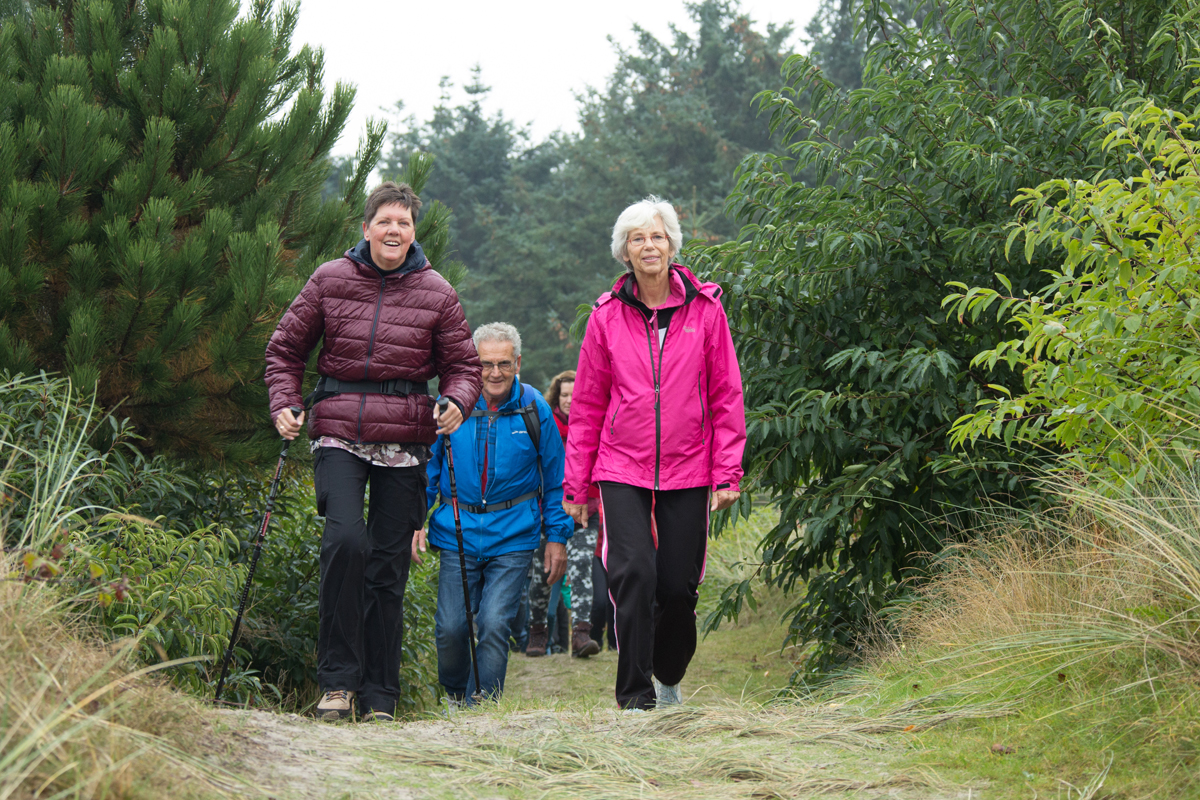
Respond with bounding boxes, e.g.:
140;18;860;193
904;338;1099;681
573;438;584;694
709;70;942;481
0;373;272;700
2;372;444;712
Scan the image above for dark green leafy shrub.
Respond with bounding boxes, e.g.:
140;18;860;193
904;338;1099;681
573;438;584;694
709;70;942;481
61;514;257;698
693;0;1199;676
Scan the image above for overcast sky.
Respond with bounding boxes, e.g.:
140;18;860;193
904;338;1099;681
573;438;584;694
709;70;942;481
291;0;823;157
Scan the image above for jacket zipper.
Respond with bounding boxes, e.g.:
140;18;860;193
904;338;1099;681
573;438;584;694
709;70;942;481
480;414;494;560
697;371;706;445
357;275;387;442
643;310;663;490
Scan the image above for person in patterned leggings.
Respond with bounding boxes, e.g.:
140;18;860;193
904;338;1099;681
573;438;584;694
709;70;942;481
525;371;603;658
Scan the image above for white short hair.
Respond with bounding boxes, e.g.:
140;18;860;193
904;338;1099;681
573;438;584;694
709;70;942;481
473;321;521;358
610;196;683;268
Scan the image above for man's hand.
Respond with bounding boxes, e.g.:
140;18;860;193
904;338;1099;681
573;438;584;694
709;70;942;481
434;400;464;435
275;407;305;440
710;489;739;513
411;528;427;565
563;502;588;528
544;541;567;585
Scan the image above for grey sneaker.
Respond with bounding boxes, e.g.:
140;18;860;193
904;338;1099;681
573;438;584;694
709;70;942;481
653;678;682;707
316;689;356;721
441;696;465;717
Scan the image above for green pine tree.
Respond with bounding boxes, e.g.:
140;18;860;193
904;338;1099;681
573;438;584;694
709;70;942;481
0;0;385;460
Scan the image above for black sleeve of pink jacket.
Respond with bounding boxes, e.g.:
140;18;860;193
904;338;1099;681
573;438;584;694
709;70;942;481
431;286;482;416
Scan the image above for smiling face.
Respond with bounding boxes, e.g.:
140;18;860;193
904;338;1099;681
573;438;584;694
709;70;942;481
478;339;521;408
558;381;574;416
626;217;674;282
362;202;415;271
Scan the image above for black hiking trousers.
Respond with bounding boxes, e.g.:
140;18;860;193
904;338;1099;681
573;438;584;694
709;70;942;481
598;482;709;710
313;447;426;716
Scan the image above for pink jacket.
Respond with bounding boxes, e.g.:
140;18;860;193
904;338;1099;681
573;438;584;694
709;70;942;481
564;265;746;501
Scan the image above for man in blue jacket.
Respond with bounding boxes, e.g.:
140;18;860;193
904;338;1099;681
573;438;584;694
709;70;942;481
413;322;572;702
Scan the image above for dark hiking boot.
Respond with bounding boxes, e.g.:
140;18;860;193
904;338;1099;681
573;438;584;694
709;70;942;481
526;623;549;657
571;621;601;658
316;689;356;721
361;710;394;723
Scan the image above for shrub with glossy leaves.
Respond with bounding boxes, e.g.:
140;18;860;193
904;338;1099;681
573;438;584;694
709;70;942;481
947;93;1200;483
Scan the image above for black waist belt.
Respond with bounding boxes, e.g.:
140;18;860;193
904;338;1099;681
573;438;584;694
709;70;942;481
305;375;428;408
462;490;539;514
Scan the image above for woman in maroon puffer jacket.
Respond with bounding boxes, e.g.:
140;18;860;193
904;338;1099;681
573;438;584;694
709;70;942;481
265;181;481;722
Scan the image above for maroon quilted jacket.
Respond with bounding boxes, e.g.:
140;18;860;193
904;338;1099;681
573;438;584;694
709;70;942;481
264;241;481;445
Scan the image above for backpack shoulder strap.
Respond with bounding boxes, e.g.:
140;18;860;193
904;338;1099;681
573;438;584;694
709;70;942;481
520;402;541;453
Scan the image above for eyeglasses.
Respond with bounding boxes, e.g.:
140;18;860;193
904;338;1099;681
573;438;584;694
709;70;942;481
628;233;669;248
481;361;516;373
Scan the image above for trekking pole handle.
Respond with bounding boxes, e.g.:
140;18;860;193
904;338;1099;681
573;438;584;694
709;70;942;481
279;405;304;455
437;396;449;414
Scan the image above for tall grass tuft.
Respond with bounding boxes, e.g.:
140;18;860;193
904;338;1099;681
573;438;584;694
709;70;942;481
849;464;1200;795
0;577;249;799
0;375;252;798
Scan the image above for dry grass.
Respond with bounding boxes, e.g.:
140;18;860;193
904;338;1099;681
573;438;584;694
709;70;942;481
894;485;1200;698
0;569;256;800
342;701;981;800
841;471;1200;797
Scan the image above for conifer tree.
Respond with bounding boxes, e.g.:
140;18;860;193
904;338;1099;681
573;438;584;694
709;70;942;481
0;0;384;460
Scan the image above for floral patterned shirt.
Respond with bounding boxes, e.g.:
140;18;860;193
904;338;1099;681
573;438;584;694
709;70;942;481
311;437;430;468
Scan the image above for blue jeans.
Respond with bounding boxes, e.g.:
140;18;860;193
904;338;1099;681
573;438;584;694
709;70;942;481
436;548;532;702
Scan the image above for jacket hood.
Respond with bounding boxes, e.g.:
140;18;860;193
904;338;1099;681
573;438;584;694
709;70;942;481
601;264;720;316
346;239;428;277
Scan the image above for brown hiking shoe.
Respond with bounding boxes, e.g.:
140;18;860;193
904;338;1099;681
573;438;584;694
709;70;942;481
571;622;601;658
316;689;355;721
526;623;549;657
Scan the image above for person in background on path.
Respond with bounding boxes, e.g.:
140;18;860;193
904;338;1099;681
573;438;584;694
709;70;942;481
265;182;481;723
563;196;746;711
414;322;572;702
527;370;602;658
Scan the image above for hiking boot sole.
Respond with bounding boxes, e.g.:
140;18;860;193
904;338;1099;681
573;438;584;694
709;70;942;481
318;707;354;722
572;640;601;658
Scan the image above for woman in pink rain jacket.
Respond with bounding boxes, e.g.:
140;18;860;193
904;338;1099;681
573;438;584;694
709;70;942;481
563;196;746;711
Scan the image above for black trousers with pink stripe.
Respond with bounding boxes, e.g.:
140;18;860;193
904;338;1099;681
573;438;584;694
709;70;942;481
598;481;709;710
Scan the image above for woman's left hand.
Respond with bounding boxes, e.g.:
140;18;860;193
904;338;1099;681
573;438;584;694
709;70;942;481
412;528;427;564
710;489;739;512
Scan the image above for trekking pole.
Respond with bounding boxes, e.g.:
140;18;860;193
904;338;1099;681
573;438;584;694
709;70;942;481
213;404;304;705
438;397;483;701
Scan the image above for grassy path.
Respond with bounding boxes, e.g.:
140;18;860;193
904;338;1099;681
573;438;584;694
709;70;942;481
210;588;978;799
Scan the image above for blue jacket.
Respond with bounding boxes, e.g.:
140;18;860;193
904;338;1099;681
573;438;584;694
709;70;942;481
426;379;573;559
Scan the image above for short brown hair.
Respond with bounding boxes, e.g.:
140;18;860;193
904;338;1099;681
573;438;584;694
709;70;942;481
545;370;576;412
364;181;422;226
